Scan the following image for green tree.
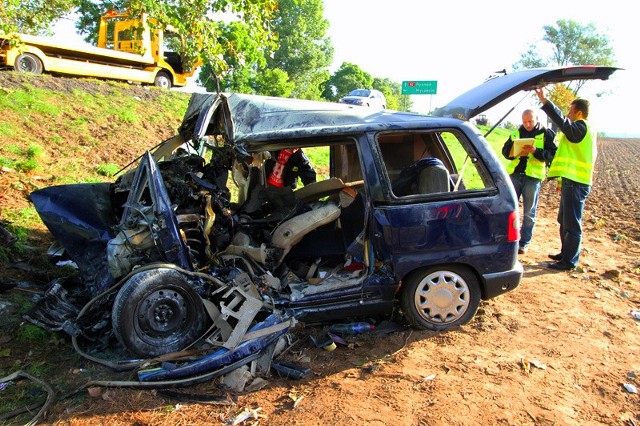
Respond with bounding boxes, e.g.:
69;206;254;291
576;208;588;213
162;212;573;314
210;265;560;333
397;95;413;112
198;0;332;98
515;46;546;69
266;0;333;100
1;0;78;35
515;19;615;114
515;20;614;93
321;62;373;102
203;21;266;93
200;21;294;97
255;68;294;97
73;0;278;76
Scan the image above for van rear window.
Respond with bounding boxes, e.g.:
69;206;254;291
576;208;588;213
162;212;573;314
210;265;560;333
376;130;493;198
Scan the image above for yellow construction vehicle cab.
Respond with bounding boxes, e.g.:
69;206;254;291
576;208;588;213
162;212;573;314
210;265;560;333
0;10;200;89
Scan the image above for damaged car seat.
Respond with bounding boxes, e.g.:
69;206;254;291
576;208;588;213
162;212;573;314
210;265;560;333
285;189;365;262
269;203;342;266
392;157;451;196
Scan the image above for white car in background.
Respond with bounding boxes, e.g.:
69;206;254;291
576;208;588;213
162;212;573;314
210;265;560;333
338;89;386;109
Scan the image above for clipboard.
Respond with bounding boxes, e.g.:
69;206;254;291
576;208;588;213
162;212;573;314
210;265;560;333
510;138;535;157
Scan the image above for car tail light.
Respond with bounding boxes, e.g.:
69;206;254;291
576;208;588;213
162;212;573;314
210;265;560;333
507;210;520;242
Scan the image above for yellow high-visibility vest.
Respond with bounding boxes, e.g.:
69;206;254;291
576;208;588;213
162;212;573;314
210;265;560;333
548;121;595;185
506;130;546;180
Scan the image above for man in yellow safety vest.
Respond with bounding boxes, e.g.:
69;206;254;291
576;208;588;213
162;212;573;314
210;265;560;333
502;109;556;254
535;88;595;271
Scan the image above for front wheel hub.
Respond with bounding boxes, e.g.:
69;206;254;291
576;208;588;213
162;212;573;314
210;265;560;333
137;289;188;337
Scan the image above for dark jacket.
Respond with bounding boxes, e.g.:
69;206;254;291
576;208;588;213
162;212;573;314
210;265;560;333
502;123;557;174
541;101;588;143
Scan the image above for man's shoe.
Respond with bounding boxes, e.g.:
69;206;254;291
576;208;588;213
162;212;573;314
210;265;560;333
547;261;575;271
518;246;528;254
548;253;562;261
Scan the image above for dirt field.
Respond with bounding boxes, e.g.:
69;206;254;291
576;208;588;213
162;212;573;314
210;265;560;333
1;80;639;425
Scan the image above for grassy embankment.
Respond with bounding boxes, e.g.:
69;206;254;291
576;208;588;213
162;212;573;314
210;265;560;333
0;74;190;266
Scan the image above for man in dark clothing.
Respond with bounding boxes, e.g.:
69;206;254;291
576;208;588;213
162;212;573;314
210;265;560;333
502;109;557;254
535;88;595;271
265;148;316;189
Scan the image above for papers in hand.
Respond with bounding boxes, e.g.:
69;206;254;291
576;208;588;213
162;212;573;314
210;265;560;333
510;138;535;157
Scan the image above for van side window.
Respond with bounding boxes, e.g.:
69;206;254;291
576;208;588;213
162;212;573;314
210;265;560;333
377;130;492;198
439;131;493;191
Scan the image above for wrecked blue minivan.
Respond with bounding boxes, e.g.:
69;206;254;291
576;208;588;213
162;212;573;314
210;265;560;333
28;66;617;365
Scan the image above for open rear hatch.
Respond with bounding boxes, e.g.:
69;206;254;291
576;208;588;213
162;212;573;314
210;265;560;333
432;66;620;121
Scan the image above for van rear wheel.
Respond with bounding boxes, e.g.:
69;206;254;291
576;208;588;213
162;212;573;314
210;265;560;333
400;265;480;331
15;53;43;74
154;71;172;89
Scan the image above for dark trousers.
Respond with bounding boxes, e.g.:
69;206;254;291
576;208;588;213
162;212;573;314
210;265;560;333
557;178;591;266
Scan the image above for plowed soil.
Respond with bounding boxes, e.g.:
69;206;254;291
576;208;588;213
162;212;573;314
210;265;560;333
1;73;639;425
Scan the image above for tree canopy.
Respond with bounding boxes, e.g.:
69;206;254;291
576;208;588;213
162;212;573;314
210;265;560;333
321;62;373;101
70;0;278;75
1;0;78;35
201;21;273;94
515;20;614;69
266;0;333;100
514;19;615;93
199;0;332;99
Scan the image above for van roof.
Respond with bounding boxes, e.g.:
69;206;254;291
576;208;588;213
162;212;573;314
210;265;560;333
178;66;620;149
